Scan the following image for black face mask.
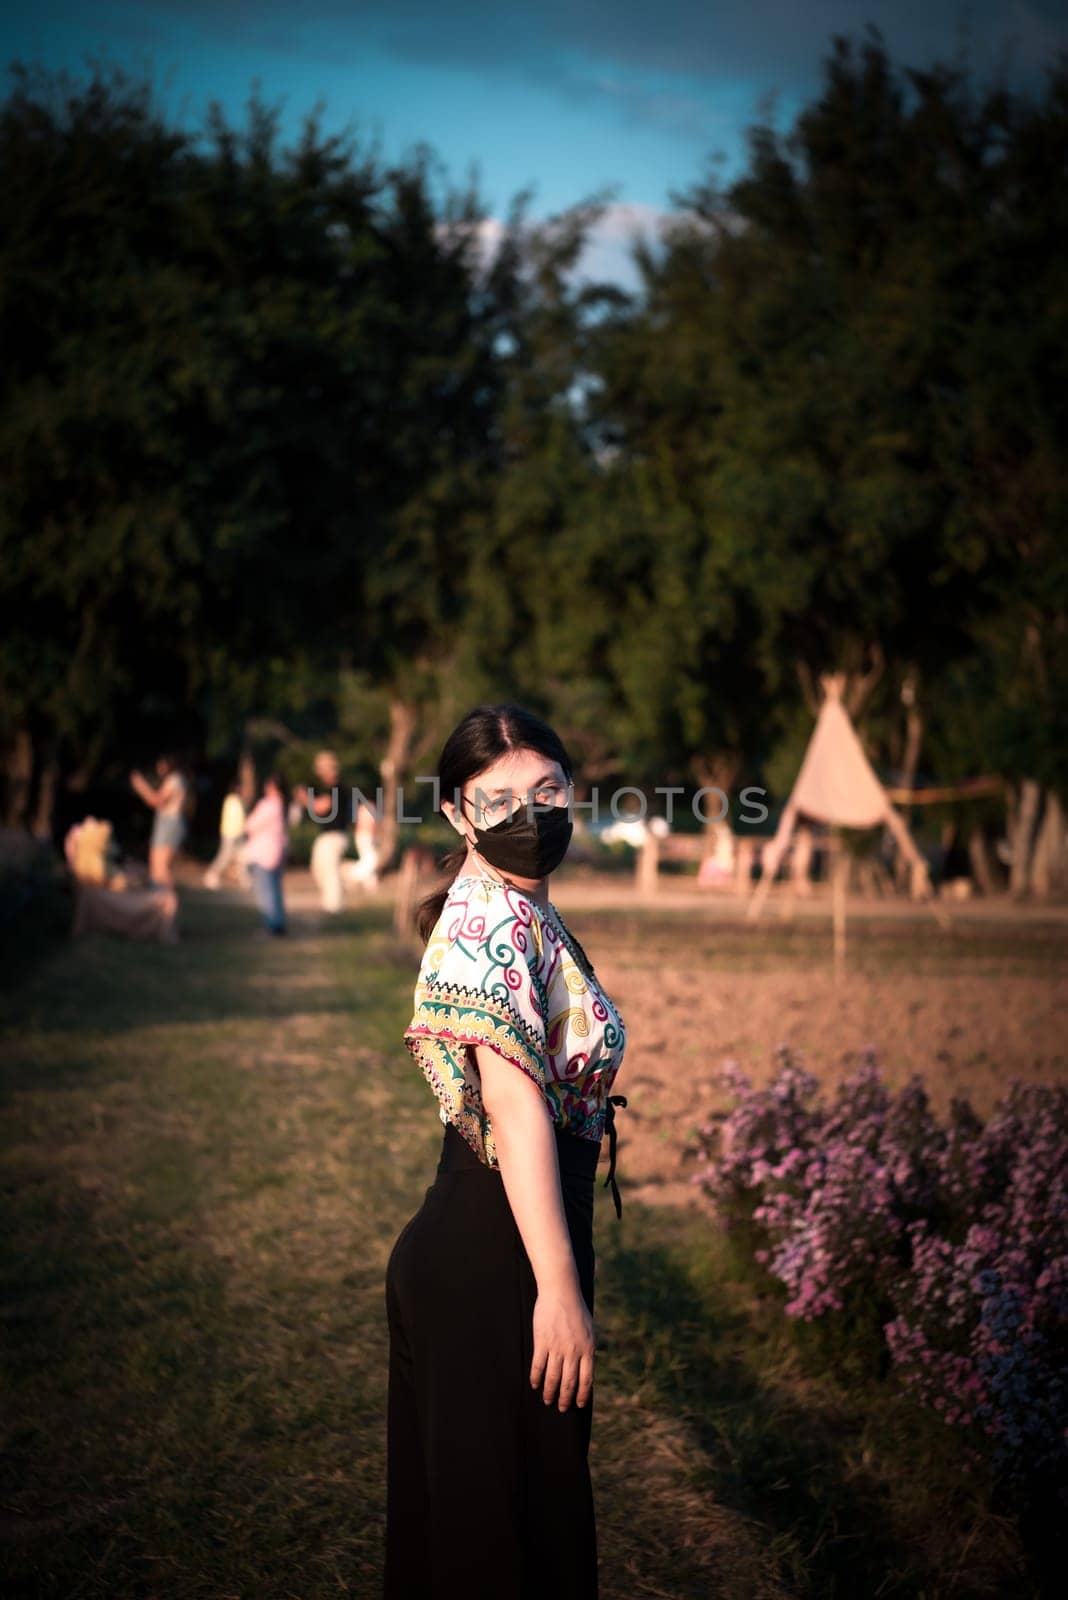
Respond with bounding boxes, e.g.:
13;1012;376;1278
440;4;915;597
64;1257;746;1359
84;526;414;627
462;796;573;879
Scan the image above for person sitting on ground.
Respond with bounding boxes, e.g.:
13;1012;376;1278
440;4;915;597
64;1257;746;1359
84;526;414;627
65;818;179;943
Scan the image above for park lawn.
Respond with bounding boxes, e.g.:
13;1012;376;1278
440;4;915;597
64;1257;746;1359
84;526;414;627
0;887;1038;1598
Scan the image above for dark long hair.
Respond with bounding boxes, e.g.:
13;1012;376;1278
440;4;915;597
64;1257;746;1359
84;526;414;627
415;703;574;944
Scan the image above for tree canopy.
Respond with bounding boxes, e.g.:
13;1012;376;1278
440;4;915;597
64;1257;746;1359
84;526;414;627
2;37;1065;886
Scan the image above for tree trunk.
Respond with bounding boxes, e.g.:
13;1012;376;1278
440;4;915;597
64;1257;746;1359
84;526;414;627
795;661;822;718
1009;778;1043;898
690;751;741;844
377;699;418;873
967;826;999;896
4;727;33;827
842;642;885;720
64;725;108;796
789;822;814;895
31;750;59;841
238;746;258;810
1030;791;1067;899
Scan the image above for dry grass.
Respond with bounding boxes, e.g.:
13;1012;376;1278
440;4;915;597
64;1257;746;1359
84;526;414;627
1;878;1061;1597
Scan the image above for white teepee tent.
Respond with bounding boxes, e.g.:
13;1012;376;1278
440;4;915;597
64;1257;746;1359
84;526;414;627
746;674;948;945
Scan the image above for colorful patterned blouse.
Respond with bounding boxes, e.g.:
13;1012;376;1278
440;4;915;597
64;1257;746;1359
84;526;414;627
404;872;627;1176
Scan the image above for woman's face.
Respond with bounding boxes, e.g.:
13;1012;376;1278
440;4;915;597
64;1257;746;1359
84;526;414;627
445;748;569;844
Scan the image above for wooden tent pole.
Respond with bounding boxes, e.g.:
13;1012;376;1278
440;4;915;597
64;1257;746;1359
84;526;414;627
746;797;799;922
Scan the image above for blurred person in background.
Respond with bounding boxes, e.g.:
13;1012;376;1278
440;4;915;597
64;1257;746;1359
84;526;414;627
203;781;249;890
348;792;380;890
295;749;351;915
130;754;188;888
244;772;288;937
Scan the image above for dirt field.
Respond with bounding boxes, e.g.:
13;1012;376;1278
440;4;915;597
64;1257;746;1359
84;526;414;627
548;877;1068;1214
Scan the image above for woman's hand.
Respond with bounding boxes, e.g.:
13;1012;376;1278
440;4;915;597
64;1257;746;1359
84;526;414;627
530;1286;595;1412
130;770;154;804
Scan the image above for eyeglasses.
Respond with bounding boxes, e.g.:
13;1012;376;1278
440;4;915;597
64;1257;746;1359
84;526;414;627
460;784;568;824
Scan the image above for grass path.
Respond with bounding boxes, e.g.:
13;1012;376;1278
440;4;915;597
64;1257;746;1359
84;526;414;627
0;889;1035;1597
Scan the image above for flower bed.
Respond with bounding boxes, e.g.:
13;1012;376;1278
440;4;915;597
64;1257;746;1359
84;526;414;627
690;1047;1068;1501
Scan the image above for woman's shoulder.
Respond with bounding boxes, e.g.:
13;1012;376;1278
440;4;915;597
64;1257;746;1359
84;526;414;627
421;874;544;972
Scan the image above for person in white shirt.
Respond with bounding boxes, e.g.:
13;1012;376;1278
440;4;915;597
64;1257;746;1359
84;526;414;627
130;755;188;888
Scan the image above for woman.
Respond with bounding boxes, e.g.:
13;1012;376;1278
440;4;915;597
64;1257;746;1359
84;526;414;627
243;773;288;936
384;704;627;1599
129;754;188;887
203;781;249;890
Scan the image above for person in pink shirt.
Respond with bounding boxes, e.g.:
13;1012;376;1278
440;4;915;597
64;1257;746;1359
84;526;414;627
243;773;288;936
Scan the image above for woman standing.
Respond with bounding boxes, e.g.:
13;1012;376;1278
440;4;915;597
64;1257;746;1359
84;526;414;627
243;773;288;937
129;754;188;888
203;781;249;890
384;704;627;1599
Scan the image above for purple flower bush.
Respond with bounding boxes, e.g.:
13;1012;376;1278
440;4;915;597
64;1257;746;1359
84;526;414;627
691;1048;1068;1498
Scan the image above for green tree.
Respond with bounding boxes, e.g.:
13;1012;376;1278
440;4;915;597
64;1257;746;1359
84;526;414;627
0;68;507;846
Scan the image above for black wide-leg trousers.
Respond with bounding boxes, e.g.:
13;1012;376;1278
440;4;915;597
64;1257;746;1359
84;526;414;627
384;1120;599;1599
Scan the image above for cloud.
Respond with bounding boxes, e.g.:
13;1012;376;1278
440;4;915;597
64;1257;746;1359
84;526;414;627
19;1;1067;154
127;0;1068;86
575;200;668;289
445;201;668;290
570;71;716;141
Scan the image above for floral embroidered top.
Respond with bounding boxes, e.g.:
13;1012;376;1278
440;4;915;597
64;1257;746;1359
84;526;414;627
404;872;627;1187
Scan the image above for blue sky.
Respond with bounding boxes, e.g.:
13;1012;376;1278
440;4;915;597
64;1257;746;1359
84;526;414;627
4;2;1065;282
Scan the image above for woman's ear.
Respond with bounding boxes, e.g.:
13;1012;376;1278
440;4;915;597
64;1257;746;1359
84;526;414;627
441;798;466;839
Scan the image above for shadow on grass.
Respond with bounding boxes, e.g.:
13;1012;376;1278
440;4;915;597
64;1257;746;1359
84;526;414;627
0;893;414;1052
0;998;437;1594
0;1155;399;1599
593;1201;1032;1600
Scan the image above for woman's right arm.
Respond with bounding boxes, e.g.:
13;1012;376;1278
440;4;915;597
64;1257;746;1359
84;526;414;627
472;1042;595;1414
130;772;159;808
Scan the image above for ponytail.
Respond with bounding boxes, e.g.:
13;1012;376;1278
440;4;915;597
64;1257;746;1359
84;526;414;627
415;843;469;944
